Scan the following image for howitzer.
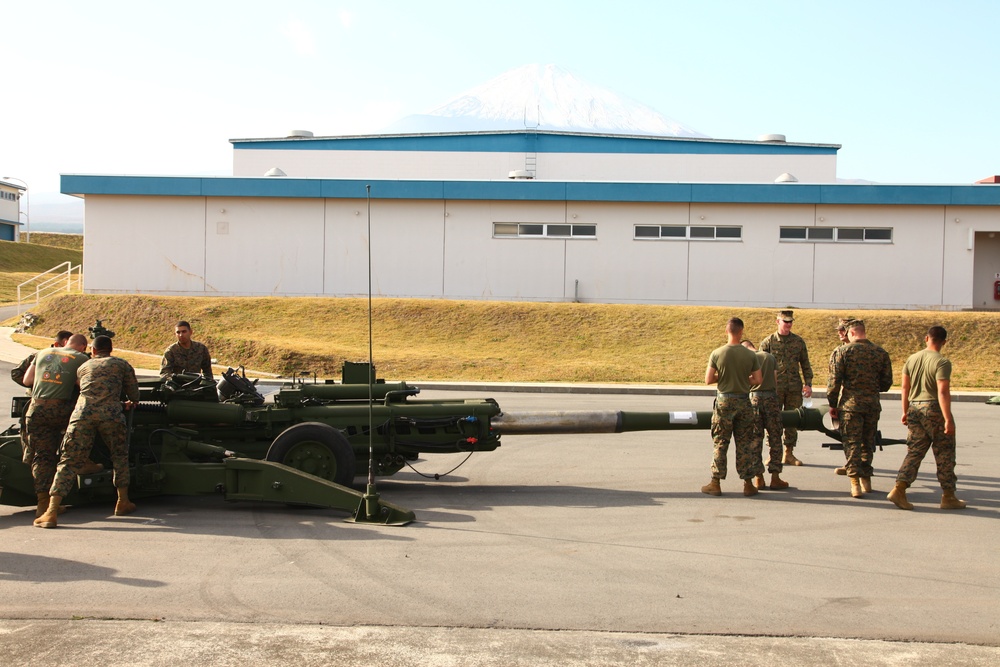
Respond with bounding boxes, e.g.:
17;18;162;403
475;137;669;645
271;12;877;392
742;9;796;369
0;363;836;526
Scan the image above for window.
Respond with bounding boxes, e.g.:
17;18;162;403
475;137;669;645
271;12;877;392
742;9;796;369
779;226;892;243
493;222;596;239
634;225;742;241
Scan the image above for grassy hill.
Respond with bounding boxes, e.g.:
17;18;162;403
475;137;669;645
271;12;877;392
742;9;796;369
0;240;84;304
9;293;1000;390
26;233;84;251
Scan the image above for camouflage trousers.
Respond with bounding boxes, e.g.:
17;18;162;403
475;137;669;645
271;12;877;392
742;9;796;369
24;398;74;494
839;409;878;478
775;385;803;449
896;402;957;492
711;395;763;480
750;391;784;474
51;412;130;498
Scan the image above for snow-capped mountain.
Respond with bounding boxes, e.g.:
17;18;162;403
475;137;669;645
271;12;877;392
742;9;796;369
383;64;708;138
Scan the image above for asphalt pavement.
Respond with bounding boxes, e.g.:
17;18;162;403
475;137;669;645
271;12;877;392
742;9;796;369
1;329;999;665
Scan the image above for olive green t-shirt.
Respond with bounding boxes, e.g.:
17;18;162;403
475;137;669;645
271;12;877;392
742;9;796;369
751;351;777;391
903;348;951;403
708;344;761;394
30;347;89;400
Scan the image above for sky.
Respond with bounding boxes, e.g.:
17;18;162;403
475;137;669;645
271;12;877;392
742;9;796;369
3;0;999;222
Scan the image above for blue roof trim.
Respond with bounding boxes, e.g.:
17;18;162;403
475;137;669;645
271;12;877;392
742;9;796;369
231;132;839;156
61;175;1000;207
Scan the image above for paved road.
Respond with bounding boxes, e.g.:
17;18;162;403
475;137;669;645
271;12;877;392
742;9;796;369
2;366;999;665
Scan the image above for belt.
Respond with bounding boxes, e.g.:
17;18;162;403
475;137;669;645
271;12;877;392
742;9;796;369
750;390;776;395
910;399;938;403
718;392;750;399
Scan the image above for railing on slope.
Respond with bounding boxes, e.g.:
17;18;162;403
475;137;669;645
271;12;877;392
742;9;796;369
17;261;83;314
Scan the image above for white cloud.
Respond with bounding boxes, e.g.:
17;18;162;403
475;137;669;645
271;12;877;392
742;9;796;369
282;18;317;57
339;10;354;29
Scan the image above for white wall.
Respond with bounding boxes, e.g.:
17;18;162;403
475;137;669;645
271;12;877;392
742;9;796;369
81;194;994;309
233;149;837;184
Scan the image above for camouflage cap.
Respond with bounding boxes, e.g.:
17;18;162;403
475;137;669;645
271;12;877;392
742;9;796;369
836;317;856;330
777;310;794;322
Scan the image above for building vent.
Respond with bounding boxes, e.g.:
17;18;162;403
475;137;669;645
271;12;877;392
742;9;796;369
757;133;787;143
265;167;287;177
286;130;314;139
508;170;534;180
774;172;798;183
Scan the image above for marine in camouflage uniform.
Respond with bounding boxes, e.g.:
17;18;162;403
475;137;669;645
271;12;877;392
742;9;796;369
160;321;214;380
37;336;140;528
759;310;813;465
742;340;788;491
703;318;763;497
827;320;892;498
11;331;74;466
23;338;89;498
829;318;855;476
888;326;966;510
12;351;38;465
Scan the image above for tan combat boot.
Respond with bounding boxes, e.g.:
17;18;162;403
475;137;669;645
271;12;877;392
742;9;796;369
769;473;789;490
700;479;722;496
834;466;847;475
783;447;803;466
860;477;873;494
887;481;913;510
114;487;137;516
743;480;759;497
35;492;50;519
33;495;63;528
850;477;864;498
754;474;767;491
940;490;967;510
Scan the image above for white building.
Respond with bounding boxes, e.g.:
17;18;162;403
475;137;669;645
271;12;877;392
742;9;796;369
0;181;25;242
60;65;1000;311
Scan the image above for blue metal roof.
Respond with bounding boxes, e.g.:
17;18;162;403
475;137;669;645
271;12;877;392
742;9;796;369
61;174;1000;206
229;131;840;156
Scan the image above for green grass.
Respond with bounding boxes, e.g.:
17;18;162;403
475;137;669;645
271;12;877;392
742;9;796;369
27;233;84;251
0;240;83;303
9;293;1000;390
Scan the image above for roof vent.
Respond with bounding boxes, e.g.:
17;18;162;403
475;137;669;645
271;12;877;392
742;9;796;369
264;167;287;177
757;133;787;143
774;172;798;183
508;170;534;180
286;130;314;139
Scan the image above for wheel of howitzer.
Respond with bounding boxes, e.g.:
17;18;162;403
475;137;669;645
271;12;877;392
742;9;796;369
265;422;356;487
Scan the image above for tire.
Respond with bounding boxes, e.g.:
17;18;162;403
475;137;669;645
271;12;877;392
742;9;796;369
265;422;356;487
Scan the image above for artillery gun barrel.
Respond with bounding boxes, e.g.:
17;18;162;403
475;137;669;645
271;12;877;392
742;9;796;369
492;407;828;435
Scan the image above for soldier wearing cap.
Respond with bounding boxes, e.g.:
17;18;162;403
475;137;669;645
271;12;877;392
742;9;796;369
829;318;855;476
827;320;893;499
759;309;814;466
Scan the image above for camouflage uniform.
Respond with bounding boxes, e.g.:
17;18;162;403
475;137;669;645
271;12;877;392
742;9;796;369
759;331;813;450
12;352;37;464
25;348;89;494
897;349;957;492
827;339;893;478
708;344;762;480
160;341;214;380
50;356;140;498
749;350;783;474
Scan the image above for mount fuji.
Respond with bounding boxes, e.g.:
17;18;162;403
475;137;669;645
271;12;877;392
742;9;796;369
382;64;708;138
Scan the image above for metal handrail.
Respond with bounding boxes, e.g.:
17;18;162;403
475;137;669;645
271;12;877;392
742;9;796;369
17;261;83;314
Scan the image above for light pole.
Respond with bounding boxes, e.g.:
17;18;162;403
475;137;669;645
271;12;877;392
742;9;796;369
2;176;29;242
